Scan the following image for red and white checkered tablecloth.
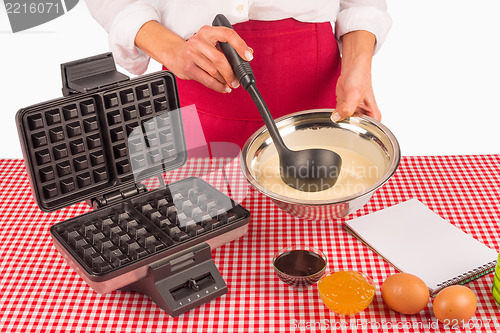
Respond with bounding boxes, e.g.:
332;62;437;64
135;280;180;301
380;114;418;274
1;156;500;333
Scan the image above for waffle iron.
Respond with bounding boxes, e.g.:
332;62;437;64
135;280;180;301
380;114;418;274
16;53;251;317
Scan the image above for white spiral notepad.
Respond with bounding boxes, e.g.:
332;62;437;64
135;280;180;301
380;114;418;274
344;198;498;295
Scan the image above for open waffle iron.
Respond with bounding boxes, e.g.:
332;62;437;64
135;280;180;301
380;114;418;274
16;53;251;317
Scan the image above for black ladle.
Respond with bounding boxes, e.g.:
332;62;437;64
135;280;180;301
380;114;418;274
213;14;342;192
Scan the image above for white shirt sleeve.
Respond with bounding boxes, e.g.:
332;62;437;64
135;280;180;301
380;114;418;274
335;0;392;54
85;0;160;75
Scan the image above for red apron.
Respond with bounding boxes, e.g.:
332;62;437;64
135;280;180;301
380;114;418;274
166;18;341;156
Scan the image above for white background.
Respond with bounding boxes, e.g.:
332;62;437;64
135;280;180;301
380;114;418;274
1;0;499;158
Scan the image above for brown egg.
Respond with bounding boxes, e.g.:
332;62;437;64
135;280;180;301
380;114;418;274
381;273;430;314
433;285;477;325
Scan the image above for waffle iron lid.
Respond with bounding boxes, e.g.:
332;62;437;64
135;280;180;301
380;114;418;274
16;53;188;212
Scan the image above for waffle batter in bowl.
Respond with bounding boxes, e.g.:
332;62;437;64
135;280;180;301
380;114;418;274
255;146;382;201
240;110;400;220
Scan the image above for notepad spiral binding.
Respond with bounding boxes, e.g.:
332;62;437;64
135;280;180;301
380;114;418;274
433;260;497;295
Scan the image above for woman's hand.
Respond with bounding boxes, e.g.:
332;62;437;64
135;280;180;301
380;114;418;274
135;21;253;93
332;30;381;122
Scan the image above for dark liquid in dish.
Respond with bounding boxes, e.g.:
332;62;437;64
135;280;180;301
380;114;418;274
274;250;326;276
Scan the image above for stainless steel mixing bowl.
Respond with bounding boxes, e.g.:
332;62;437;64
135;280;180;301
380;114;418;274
240;110;400;220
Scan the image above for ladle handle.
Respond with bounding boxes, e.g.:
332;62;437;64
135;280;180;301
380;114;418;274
212;14;289;152
212;14;255;90
246;85;289;152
